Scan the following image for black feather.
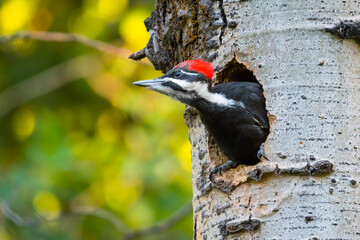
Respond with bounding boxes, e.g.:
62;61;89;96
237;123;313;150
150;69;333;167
193;81;269;165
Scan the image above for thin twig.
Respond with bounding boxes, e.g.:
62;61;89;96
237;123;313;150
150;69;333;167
72;206;130;233
1;202;35;226
122;201;192;240
0;54;103;119
1;201;129;233
0;31;152;118
2;200;192;239
0;31;131;57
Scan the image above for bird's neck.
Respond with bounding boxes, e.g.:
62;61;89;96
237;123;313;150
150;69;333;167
190;88;235;111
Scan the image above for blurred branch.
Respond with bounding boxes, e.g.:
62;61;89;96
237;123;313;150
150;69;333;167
0;31;153;118
2;200;192;239
71;206;130;233
122;201;192;240
0;31;131;57
0;54;103;119
1;202;40;226
1;201;129;233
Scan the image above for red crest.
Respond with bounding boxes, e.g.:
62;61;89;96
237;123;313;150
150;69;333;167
174;59;214;80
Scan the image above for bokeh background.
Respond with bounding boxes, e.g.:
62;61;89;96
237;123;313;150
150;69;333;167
0;0;193;239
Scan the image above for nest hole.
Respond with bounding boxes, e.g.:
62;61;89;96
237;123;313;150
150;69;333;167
209;58;271;167
215;58;258;84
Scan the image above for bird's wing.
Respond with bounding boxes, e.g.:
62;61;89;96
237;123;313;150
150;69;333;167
212;82;269;129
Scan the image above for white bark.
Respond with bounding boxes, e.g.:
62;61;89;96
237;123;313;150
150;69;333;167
138;0;360;239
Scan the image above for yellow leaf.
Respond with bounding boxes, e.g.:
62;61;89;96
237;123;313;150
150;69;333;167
0;0;34;34
33;191;61;220
119;9;150;51
72;11;105;38
11;108;36;141
96;110;121;143
98;0;127;21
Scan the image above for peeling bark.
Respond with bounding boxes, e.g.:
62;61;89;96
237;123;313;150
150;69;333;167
129;48;146;60
135;0;360;239
141;0;227;72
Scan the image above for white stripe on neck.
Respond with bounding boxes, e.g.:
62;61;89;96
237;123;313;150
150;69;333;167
197;85;237;107
164;78;242;107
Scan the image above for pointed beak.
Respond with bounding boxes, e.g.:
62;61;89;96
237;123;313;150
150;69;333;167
133;78;165;88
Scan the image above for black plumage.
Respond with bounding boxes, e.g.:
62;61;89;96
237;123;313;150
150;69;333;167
133;60;269;181
193;82;269;166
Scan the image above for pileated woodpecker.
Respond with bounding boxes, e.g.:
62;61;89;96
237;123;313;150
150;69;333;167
133;60;269;182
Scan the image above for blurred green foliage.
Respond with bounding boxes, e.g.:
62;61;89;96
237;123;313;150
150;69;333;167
0;0;192;239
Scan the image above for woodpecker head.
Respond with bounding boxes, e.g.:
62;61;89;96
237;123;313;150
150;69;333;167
133;59;214;105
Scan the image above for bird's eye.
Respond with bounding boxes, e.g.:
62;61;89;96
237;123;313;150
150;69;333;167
174;71;182;78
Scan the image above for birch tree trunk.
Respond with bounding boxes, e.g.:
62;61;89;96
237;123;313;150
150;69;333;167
131;0;360;239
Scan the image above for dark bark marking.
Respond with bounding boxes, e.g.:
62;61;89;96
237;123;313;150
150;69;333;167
225;219;261;235
310;160;334;174
228;20;238;29
193;216;197;240
218;0;228;44
184;106;198;126
161;1;167;25
305;216;315;223
277;152;287;159
179;29;183;47
212;160;334;194
247;160;334;182
214;202;232;215
194;203;206;213
192;0;199;40
219;219;229;238
212;179;237;195
198;149;207;160
326;19;360;45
